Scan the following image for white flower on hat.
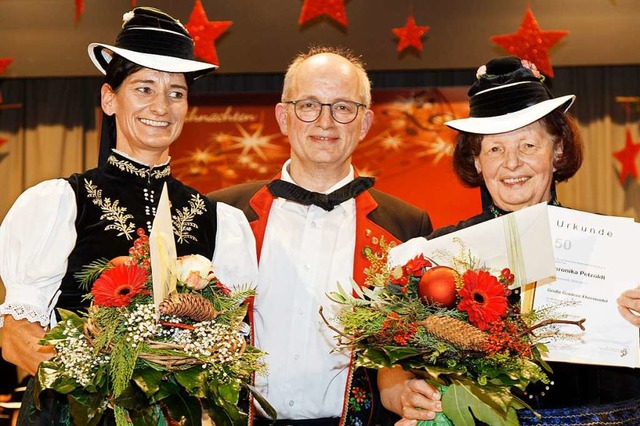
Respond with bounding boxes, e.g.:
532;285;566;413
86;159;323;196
176;254;216;291
122;11;135;24
476;65;487;80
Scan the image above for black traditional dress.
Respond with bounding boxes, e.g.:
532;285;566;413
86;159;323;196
0;150;257;425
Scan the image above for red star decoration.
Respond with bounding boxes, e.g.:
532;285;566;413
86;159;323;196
74;0;84;24
185;0;233;66
0;58;13;75
299;0;348;27
613;127;640;184
392;15;430;53
490;8;568;78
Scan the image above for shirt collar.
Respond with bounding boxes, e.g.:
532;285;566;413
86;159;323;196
280;159;355;193
278;159;356;211
103;149;172;181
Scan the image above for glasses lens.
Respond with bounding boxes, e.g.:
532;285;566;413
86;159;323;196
292;99;361;123
294;100;322;122
331;101;358;124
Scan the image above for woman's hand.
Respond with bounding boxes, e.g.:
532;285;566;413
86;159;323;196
1;316;54;375
396;378;442;424
617;287;640;327
378;366;442;423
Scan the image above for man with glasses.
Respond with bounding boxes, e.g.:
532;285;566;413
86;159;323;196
211;46;433;426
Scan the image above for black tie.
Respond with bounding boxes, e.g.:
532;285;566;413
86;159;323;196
267;177;375;211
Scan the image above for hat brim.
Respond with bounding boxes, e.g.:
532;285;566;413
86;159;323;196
445;95;575;135
88;43;217;79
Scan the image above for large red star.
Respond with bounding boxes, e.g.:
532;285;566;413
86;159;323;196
0;58;13;75
299;0;348;27
490;8;568;78
185;0;233;66
392;15;430;53
613;127;640;184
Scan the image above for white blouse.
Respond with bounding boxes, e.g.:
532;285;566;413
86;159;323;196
0;179;257;329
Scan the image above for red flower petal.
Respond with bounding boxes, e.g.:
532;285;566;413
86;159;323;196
457;270;507;330
91;264;150;307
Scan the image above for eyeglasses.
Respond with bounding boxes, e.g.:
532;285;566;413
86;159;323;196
284;99;366;124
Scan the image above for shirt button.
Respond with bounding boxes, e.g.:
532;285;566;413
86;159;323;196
298;309;303;315
289;400;295;407
303;264;311;271
293;353;299;360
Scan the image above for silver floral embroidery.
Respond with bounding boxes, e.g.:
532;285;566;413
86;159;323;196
107;155;171;180
172;193;207;244
85;179;136;240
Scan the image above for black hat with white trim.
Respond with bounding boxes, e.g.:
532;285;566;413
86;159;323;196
88;7;216;79
446;57;574;135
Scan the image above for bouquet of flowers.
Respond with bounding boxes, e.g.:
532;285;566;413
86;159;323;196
35;229;274;426
325;237;584;426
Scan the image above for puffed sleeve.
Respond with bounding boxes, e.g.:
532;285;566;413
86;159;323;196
212;202;258;289
0;179;77;329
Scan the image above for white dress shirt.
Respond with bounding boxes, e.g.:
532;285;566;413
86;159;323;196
253;161;356;420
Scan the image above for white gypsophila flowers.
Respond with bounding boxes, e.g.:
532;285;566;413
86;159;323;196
180;322;245;367
57;321;108;386
123;303;159;347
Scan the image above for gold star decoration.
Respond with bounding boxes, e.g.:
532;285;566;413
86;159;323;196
224;124;281;162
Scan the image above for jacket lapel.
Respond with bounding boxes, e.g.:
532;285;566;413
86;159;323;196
248;173;281;261
353;190;401;288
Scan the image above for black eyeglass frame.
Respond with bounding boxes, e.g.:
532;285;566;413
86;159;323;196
284;99;367;124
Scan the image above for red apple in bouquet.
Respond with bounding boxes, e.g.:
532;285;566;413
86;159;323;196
418;266;459;308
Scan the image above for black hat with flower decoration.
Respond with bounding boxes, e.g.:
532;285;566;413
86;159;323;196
88;7;216;79
445;56;575;135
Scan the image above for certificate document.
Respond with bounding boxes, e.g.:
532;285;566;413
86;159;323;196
389;202;556;289
525;206;640;368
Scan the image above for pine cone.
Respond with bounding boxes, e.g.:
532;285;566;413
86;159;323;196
420;315;487;351
159;293;219;322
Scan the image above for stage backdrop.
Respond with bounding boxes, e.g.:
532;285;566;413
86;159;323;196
171;88;480;229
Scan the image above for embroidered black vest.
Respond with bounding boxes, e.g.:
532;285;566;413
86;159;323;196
57;152;217;313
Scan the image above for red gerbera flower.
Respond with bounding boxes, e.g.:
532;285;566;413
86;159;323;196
91;264;150;307
402;254;432;277
457;270;508;330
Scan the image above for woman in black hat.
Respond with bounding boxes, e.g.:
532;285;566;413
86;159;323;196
379;57;640;425
0;7;257;424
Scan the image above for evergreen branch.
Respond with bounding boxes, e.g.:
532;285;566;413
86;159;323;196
74;258;112;291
